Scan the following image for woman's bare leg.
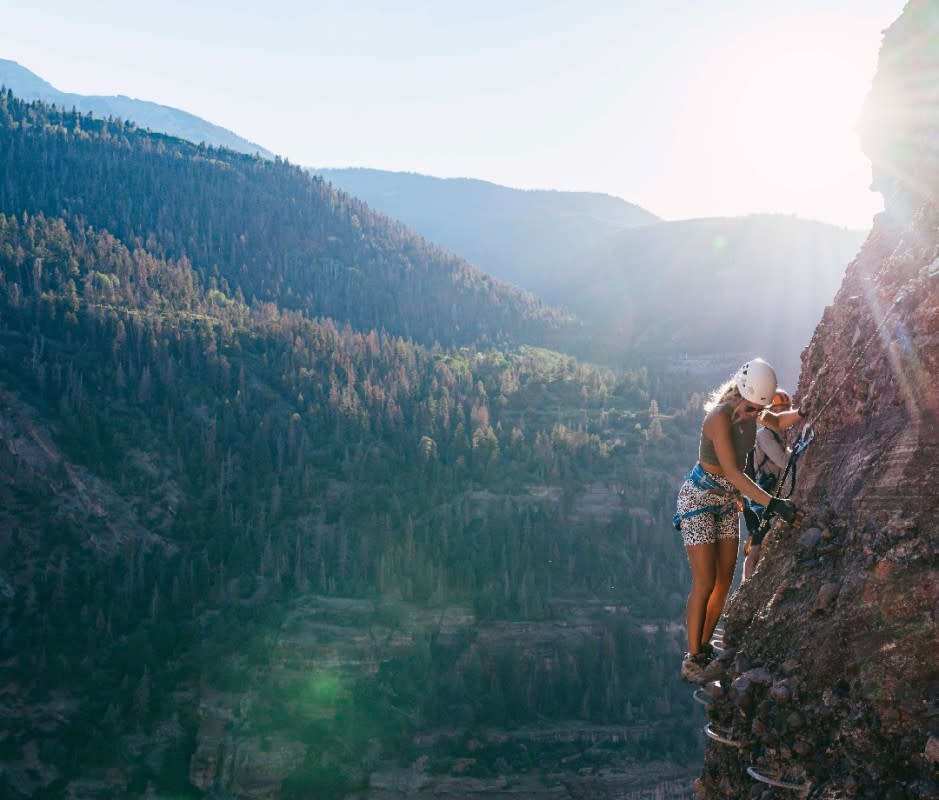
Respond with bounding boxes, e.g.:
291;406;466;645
703;535;739;644
685;543;717;654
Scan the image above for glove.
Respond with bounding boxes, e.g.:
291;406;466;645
767;497;801;525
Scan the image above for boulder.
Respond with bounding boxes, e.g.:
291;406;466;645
812;582;840;613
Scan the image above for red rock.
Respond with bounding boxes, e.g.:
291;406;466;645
697;5;939;796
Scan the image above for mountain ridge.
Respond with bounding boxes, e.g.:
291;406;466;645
318;164;867;388
315;166;660;292
567;212;866;387
0;89;575;353
0;58;276;159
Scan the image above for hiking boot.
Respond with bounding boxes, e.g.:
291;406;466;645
681;652;712;683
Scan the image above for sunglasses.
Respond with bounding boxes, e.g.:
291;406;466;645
741;403;766;414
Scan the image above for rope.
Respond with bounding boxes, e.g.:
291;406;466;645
753;285;907;532
772;424;814;501
802;290;907;429
753;424;813;533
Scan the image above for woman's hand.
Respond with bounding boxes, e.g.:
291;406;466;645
767;497;803;527
796;395;811;419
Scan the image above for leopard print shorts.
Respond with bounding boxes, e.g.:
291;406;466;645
675;473;740;547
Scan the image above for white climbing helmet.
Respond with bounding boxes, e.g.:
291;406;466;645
734;358;778;405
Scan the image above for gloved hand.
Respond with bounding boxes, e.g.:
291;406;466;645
767;497;802;526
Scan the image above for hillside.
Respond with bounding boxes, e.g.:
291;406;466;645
314;168;660;292
0;90;574;353
314;169;866;388
0;59;275;159
0;211;702;800
0;92;706;798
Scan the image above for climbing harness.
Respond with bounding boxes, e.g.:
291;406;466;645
672;464;740;531
747;765;811;797
751;423;815;535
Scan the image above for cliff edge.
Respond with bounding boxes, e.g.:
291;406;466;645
695;3;939;797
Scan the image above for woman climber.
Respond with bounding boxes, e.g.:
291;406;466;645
673;358;805;683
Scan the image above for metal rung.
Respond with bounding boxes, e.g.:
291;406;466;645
704;723;747;748
747;766;811;796
693;688;713;706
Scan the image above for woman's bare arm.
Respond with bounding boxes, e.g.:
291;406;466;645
759;408;803;433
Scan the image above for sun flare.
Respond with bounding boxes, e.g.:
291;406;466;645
661;14;887;226
733;48;867;192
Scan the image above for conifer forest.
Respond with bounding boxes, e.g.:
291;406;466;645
1;90;711;798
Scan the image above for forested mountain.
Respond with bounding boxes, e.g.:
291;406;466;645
0;59;275;159
0;91;705;798
0;89;574;353
315;168;660;292
316;169;866;388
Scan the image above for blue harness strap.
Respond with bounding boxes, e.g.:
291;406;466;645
687;462;720;490
673;464;739;530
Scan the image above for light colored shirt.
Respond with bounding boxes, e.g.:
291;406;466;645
755;426;789;479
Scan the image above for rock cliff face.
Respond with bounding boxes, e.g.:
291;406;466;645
695;4;939;798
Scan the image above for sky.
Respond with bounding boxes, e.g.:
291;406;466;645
1;0;905;229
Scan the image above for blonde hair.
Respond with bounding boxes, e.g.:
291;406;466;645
703;378;742;412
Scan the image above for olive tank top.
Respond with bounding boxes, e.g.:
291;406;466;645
699;402;756;470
